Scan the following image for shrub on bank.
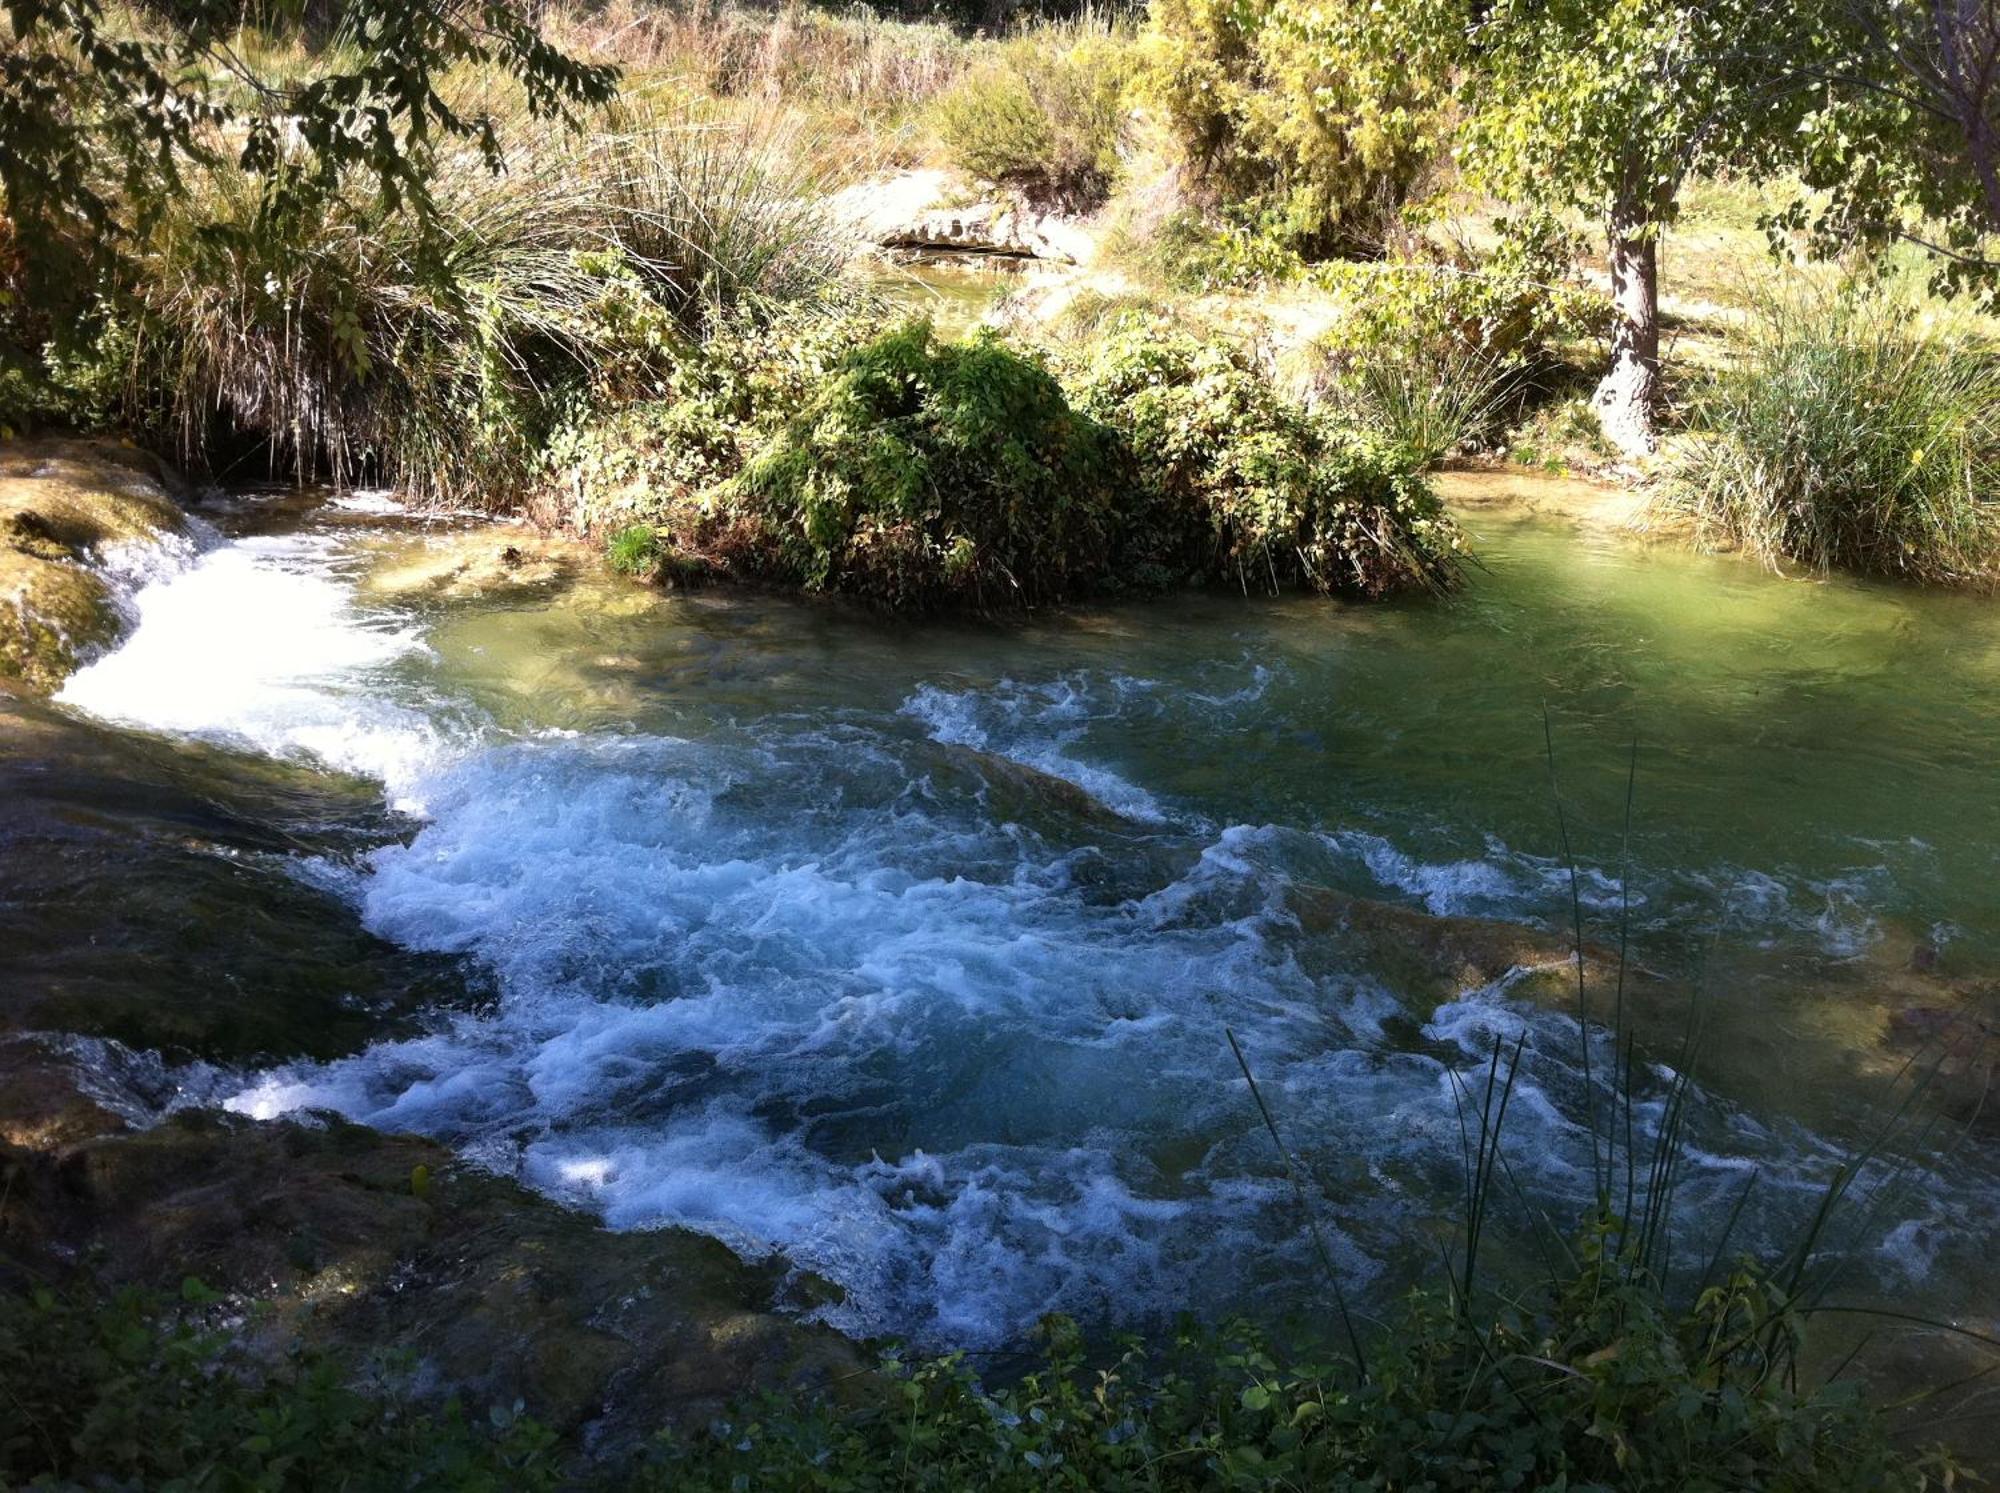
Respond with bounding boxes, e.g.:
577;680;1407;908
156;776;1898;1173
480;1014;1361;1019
704;320;1129;606
932;27;1133;212
1308;218;1601;467
1064;318;1464;595
1659;282;2000;581
4;1244;1953;1492
1141;0;1443;257
595;315;1461;606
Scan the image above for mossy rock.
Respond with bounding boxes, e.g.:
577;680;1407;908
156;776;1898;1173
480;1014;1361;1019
0;1074;866;1450
0;439;188;692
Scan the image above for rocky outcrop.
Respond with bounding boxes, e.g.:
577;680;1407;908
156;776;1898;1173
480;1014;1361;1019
0;439;189;692
836;169;1096;264
0;1039;866;1452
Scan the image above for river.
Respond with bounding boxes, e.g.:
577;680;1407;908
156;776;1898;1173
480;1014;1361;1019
7;479;1997;1366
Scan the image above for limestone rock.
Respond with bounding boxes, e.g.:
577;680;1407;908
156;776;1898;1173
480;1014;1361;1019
0;439;188;691
0;1059;866;1450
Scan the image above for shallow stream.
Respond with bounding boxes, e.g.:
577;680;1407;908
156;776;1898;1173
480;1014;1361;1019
9;481;1999;1362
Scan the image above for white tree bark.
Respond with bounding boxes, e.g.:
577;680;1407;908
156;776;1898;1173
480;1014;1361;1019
1592;216;1661;459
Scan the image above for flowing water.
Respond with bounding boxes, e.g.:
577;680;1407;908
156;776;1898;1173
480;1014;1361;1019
10;483;2000;1362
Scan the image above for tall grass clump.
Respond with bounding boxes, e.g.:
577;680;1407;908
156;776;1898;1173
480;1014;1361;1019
590;96;849;336
932;25;1133;212
1661;281;2000;581
1343;340;1514;467
94;94;847;504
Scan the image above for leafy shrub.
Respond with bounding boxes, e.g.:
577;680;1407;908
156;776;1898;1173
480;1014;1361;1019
1141;0;1444;257
1103;207;1310;293
720;319;1129;607
1305;218;1599;465
932;28;1132;212
637;1262;1945;1492
1660;282;2000;581
1064;317;1464;595
542;295;880;537
8;1253;1950;1493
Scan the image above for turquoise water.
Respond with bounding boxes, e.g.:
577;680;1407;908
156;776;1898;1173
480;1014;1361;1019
13;482;1997;1370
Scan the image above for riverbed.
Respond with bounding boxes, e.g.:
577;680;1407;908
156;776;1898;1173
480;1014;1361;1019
7;478;1996;1365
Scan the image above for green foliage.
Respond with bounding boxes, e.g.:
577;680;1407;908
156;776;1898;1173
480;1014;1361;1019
7;1249;1949;1493
932;27;1132;212
589;97;849;336
76;98;844;503
1660;281;2000;581
1305;218;1599;465
1107;208;1309;293
1140;0;1444;257
576;313;1459;608
1064;317;1463;595
0;0;617;316
548;295;875;535
635;1260;1941;1492
0;1279;563;1490
728;319;1128;607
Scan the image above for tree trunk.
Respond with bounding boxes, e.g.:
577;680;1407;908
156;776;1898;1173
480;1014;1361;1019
1592;213;1661;459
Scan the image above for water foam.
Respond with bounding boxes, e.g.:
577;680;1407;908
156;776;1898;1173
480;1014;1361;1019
59;530;470;809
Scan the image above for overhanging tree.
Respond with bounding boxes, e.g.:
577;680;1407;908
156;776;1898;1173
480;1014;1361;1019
0;0;618;323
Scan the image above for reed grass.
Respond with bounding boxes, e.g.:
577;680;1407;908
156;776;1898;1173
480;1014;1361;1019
1659;280;2000;583
104;89;848;504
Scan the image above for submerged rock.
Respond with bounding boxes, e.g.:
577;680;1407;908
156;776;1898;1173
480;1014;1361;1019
362;524;589;602
0;439;188;691
0;1044;865;1450
0;687;480;1063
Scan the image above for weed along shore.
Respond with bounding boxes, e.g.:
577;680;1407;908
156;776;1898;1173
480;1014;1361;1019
3;0;2000;1486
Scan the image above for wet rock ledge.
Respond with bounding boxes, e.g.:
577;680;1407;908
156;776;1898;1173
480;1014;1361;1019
0;1037;865;1451
0;439;189;692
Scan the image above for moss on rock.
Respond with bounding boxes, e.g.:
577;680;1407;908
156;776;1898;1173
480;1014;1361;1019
0;1051;866;1449
0;439;187;692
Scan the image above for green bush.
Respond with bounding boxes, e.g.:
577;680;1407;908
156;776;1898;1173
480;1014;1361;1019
1304;218;1600;466
722;319;1130;607
6;1255;1950;1493
1660;282;2000;581
594;315;1459;607
544;295;889;543
1064;317;1464;595
1141;0;1443;257
639;1258;1945;1492
932;29;1132;212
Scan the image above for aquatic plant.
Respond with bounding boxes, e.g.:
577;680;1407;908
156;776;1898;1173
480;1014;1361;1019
1659;281;2000;582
